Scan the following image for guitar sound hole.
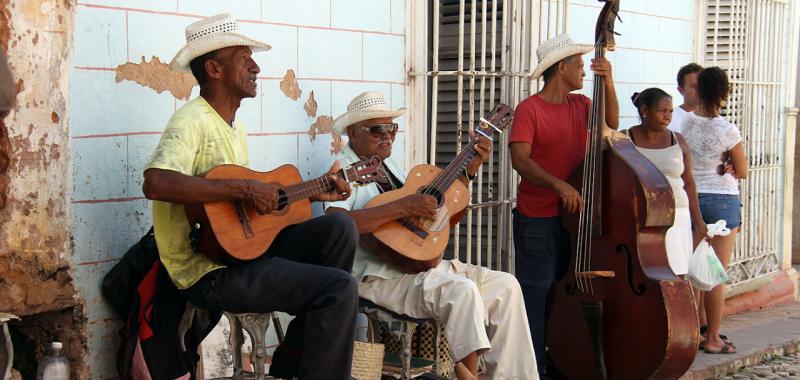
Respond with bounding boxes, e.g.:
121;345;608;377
276;189;288;210
417;187;443;207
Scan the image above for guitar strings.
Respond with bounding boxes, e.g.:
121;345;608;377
423;114;493;197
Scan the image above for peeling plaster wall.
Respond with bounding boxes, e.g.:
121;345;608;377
0;0;75;318
0;0;87;377
70;1;407;378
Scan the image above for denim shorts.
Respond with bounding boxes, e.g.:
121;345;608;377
698;193;741;229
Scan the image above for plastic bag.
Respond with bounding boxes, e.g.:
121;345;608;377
688;220;731;291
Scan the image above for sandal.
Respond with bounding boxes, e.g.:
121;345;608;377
703;342;736;354
699;325;735;348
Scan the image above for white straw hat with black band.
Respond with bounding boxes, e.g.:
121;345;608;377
170;13;271;72
333;91;406;135
531;34;594;80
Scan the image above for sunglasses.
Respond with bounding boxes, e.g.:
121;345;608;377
359;123;399;137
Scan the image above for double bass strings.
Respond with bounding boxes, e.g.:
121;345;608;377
576;42;605;295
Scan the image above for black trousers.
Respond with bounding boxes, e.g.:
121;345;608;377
183;212;359;380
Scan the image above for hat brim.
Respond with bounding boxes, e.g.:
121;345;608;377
531;44;594;80
333;108;406;135
170;33;272;72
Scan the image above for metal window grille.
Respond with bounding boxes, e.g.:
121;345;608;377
704;0;796;286
421;0;570;273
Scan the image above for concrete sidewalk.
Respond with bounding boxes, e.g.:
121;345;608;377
680;302;800;379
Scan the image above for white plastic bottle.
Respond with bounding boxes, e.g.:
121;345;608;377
36;341;70;380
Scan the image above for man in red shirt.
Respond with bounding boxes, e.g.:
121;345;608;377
509;33;619;377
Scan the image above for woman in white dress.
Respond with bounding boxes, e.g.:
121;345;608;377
626;88;707;275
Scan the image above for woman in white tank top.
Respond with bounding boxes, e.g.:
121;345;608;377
626;88;707;276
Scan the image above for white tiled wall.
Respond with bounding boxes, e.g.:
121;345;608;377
69;1;407;377
69;0;697;376
567;0;696;129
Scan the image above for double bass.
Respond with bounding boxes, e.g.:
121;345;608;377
546;1;699;379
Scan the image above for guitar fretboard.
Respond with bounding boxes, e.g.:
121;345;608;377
280;174;337;206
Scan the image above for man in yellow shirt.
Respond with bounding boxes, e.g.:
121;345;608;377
142;14;358;379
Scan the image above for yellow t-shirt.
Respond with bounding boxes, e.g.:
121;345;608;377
145;96;249;289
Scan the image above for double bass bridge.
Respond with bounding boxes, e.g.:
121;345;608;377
576;271;615;279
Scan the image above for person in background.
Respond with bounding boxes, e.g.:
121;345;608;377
0;49;14;119
0;48;14;209
680;67;748;354
625;88;706;277
669;63;703;133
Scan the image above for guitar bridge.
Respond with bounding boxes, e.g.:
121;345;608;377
234;201;255;239
398;217;429;239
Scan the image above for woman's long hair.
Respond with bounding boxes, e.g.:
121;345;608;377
697;66;730;113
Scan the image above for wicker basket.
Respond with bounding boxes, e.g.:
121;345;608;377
351;319;384;380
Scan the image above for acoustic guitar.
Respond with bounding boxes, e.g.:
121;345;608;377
361;104;514;273
185;158;384;262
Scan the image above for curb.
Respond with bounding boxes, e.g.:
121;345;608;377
680;339;800;379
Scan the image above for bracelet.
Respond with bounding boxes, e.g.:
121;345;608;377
243;179;258;206
464;168;477;181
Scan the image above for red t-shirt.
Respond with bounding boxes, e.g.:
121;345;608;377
509;93;591;217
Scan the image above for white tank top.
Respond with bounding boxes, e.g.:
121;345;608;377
626;130;688;208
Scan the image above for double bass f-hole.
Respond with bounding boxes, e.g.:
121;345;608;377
615;244;646;295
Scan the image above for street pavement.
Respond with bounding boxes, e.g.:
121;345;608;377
681;302;800;379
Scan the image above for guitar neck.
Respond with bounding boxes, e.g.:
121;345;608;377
280;171;340;205
435;140;479;190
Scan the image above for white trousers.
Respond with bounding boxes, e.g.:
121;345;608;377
358;260;539;380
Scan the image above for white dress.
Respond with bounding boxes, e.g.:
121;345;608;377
628;130;693;275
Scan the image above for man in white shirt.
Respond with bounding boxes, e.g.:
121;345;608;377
669;63;703;133
325;91;538;380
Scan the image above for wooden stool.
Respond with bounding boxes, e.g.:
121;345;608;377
179;304;284;380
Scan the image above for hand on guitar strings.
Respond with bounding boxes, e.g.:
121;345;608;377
554;180;584;214
242;179;280;215
310;160;353;202
398;194;438;221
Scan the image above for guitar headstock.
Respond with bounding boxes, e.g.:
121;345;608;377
474;103;514;140
343;156;386;186
595;0;621;51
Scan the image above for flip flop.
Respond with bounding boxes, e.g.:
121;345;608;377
699;325;735;347
704;342;736;354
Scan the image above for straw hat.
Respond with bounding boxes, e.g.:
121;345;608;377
333;91;405;134
170;13;271;72
531;34;594;80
